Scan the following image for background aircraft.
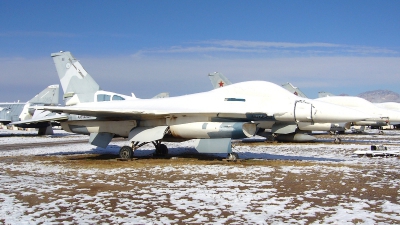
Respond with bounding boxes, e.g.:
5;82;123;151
374;102;400;129
278;83;400;133
10;51;139;131
1;84;59;135
315;92;400;131
11;51;169;132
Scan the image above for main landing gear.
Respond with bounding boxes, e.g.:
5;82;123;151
154;141;168;156
333;131;342;144
119;146;134;159
119;140;169;159
227;152;239;161
333;136;342;144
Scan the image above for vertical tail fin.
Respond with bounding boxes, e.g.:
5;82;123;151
51;51;100;105
19;84;60;121
208;72;232;89
28;84;59;105
281;83;308;98
152;92;169;99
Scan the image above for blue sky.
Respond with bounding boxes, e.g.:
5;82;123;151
1;0;399;102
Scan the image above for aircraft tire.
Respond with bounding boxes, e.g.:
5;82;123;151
227;152;239;161
155;144;168;156
159;144;168;156
120;146;134;159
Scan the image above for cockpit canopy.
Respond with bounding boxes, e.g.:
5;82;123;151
96;91;133;102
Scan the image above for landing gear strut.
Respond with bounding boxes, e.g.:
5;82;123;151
333;137;342;144
119;141;147;159
333;131;342;144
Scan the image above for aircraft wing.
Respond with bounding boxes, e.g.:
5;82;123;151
38;105;278;121
10;114;69;125
38;106;168;119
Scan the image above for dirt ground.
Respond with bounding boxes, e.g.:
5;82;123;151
0;130;399;224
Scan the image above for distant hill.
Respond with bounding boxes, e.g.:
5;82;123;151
357;90;400;103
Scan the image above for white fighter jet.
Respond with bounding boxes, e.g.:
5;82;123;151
11;51;169;136
38;57;371;160
1;84;59;135
284;84;400;132
375;102;400;112
316;94;400;129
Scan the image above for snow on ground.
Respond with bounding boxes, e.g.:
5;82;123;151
0;128;399;224
0;128;87;144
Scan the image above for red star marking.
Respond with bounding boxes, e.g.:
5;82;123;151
219;81;224;87
294;91;298;96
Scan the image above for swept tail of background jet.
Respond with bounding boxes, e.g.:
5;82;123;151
3;84;60;135
208;72;232;89
281;83;308;98
27;84;59;105
51;51;101;105
19;84;60;121
1;84;60;125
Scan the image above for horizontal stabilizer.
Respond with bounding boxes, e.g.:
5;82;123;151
10;114;68;125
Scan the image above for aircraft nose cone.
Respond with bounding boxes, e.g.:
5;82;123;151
312;100;371;122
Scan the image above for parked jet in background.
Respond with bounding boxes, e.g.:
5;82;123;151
283;85;400;133
316;95;400;129
375;102;400;112
1;84;59;135
12;51;169;137
315;91;400;129
374;102;400;128
11;51;137;129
